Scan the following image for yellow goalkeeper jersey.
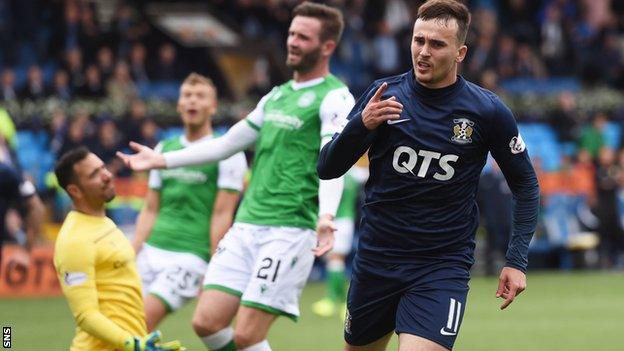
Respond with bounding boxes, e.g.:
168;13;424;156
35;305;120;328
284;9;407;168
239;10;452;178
54;211;147;351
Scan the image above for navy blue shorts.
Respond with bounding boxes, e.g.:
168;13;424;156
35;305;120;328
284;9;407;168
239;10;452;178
344;254;470;350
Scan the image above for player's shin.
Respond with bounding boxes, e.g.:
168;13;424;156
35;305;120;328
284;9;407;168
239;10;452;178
200;327;236;351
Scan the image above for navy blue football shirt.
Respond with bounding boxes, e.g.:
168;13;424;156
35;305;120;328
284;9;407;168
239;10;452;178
318;71;540;272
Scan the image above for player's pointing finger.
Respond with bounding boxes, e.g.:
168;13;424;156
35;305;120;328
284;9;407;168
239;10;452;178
370;82;388;103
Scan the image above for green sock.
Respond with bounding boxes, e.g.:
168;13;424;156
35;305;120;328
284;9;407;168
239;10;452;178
213;340;236;351
327;268;346;302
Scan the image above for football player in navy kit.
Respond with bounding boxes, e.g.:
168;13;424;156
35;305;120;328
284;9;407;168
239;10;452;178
318;1;540;350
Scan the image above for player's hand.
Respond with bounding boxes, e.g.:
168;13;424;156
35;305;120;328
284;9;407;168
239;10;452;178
314;213;336;257
361;82;403;130
495;267;526;310
116;142;166;171
123;330;186;351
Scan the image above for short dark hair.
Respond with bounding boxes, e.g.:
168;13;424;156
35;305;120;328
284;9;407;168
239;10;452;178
417;0;471;44
292;2;344;43
55;146;90;191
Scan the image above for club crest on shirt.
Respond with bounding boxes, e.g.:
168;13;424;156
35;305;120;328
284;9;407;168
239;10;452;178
451;118;474;144
297;91;316;107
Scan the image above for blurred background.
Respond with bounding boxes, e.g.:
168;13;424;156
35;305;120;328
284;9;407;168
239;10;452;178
1;0;624;350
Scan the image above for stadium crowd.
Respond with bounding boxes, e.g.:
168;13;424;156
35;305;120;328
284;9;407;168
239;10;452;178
1;0;624;271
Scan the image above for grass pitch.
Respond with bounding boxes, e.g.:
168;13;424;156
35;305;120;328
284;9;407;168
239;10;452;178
1;272;622;350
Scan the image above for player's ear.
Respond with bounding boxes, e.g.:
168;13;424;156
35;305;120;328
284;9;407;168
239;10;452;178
322;40;337;57
456;45;467;63
66;183;82;200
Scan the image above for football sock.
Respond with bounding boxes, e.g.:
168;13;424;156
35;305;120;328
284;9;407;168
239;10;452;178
201;327;236;351
327;260;346;302
239;340;271;351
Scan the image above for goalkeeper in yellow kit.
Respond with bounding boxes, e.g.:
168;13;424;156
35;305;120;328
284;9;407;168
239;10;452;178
53;147;184;351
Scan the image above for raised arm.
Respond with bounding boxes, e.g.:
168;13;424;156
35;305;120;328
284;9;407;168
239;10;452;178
117;120;258;171
118;90;274;171
317;82;403;179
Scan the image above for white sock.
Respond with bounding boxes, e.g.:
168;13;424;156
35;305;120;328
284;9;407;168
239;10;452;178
201;327;234;350
239;340;271;351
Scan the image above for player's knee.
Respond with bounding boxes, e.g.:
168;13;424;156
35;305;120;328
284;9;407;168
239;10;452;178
233;329;263;349
192;312;229;336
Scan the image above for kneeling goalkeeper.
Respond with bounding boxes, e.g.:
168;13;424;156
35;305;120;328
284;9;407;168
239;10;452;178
53;147;183;351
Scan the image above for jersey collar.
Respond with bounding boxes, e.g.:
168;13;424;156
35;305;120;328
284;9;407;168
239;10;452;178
180;133;214;147
291;76;326;90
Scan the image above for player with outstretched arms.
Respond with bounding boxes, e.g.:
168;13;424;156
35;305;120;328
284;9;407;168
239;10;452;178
118;3;354;350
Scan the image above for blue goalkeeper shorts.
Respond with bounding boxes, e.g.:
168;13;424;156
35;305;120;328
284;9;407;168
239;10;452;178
344;254;470;350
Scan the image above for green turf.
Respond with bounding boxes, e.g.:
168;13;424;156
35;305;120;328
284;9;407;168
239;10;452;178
1;272;622;350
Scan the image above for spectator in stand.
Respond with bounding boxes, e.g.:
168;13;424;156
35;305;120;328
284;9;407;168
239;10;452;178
595;147;624;268
106;61;137;107
97;46;116;83
598;31;624;87
515;42;547;78
494;34;517;79
63;48;85;91
246;58;272;100
92;118;124;176
121;99;148;146
0;68;17;102
19;65;48;101
478;161;513;276
49;108;68;156
58;109;93;157
50;69;72;101
150;43;181;81
77;64;106;99
137;118;159;149
78;3;102;64
498;0;540;43
580;112;607;159
113;4;135;58
129;42;149;83
550;91;584;144
112;4;150;59
371;20;401;79
465;33;495;81
479;69;501;93
540;3;570;75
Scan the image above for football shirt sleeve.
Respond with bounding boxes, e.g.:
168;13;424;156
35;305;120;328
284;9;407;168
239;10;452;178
245;87;276;131
163;120;258;169
147;143;163;190
56;238;134;348
217;151;247;192
317;82;381;179
487;96;540;273
319;87;355;140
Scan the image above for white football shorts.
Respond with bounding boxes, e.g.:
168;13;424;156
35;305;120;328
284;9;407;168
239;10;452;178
137;244;208;311
203;223;316;321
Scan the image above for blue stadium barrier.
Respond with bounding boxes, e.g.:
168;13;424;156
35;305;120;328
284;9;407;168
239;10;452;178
603;121;621;149
500;77;581;94
137;81;180;101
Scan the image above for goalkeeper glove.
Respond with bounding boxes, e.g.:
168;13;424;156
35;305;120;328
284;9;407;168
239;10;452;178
123;330;185;351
